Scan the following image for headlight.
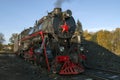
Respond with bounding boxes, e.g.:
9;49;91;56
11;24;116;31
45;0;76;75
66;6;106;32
59;46;64;52
80;47;84;51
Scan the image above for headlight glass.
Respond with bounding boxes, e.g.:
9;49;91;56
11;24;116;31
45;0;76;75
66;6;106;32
80;47;84;51
59;46;64;52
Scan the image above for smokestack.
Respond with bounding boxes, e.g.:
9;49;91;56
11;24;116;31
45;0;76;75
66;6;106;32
54;0;70;8
53;8;62;15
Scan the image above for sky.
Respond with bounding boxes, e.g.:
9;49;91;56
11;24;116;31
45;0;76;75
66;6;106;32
0;0;120;44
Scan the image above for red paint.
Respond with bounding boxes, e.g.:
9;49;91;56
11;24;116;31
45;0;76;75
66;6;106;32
79;54;86;60
59;60;84;75
61;22;69;32
56;56;70;63
39;31;50;71
55;56;84;75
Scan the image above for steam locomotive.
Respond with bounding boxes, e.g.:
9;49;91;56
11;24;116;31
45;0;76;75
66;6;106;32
15;8;86;75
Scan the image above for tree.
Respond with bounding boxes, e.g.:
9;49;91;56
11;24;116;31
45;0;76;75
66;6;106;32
83;30;92;40
0;33;5;50
76;20;83;34
9;33;18;44
0;33;5;44
112;28;120;55
83;28;120;55
90;32;97;43
96;30;112;50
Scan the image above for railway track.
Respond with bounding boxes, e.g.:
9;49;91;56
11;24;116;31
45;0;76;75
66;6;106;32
83;68;120;80
48;67;120;80
0;53;15;57
1;53;120;80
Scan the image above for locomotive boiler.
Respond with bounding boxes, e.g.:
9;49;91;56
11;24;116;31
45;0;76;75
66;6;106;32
15;8;86;75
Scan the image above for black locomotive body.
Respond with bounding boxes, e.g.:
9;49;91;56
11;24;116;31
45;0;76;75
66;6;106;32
16;8;86;75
